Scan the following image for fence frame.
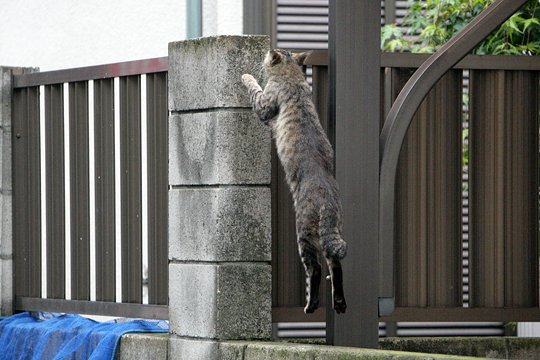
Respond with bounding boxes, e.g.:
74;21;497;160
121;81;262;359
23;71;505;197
11;57;169;320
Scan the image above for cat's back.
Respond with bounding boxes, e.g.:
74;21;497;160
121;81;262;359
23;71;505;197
271;78;317;145
270;75;333;179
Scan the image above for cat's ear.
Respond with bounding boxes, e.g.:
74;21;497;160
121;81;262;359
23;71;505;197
271;50;282;66
292;51;312;66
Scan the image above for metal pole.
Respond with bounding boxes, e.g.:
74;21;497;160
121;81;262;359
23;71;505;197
186;0;202;39
243;0;276;47
385;0;396;24
328;0;380;348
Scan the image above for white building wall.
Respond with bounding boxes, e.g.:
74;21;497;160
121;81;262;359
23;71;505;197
202;0;243;37
518;323;540;337
0;0;244;71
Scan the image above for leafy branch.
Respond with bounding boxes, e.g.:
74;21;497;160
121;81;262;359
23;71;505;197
382;0;540;55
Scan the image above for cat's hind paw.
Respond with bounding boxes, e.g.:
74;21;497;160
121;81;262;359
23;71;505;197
304;299;319;314
334;295;347;314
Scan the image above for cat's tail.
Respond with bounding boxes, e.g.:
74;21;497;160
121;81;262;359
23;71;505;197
319;206;347;260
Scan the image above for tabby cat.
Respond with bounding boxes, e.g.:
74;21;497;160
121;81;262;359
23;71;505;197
242;49;347;314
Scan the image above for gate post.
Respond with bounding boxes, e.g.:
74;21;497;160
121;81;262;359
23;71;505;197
328;0;381;347
0;66;35;315
167;36;272;359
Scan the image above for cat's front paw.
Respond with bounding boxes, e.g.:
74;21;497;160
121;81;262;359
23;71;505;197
241;73;255;87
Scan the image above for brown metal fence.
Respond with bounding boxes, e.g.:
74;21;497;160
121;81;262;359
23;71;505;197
10;52;540;325
12;58;169;319
272;51;540;323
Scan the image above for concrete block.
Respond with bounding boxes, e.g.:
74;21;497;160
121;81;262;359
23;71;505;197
0;68;12;129
218;341;247;360
0;190;11;304
0;193;12;257
380;337;495;358
116;333;168;360
168;35;270;111
0;258;13;316
506;338;540;360
235;341;475;359
169;263;272;340
169;111;271;186
169;187;271;262
216;263;272;339
0;128;12;191
169;264;217;338
168;337;219;360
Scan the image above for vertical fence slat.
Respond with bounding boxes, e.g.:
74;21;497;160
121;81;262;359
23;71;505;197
312;64;329;309
120;75;142;303
384;0;396;24
45;84;66;299
272;139;302;308
425;71;463;307
94;79;116;302
146;72;168;305
392;68;463;307
13;86;41;298
469;70;539;308
69;81;90;300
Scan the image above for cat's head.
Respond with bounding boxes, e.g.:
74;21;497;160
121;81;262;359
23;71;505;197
264;49;311;75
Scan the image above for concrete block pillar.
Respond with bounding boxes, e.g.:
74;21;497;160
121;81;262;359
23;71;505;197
167;36;271;359
0;66;35;316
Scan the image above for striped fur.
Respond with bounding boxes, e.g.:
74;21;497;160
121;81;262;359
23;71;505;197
242;49;347;314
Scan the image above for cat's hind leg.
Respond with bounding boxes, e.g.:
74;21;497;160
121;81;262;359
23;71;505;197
319;204;347;260
297;229;322;314
325;258;347;314
319;205;347;314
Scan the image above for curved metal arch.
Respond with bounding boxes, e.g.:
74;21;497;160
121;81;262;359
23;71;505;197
378;0;529;316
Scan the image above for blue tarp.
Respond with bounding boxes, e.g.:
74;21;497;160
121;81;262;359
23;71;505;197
0;312;168;360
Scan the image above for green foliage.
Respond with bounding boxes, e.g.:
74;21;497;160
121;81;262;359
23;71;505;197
381;0;540;55
462;93;469;169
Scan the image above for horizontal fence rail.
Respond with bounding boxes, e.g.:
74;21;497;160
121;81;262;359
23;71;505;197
12;57;169;319
271;50;540;324
12;58;168;89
